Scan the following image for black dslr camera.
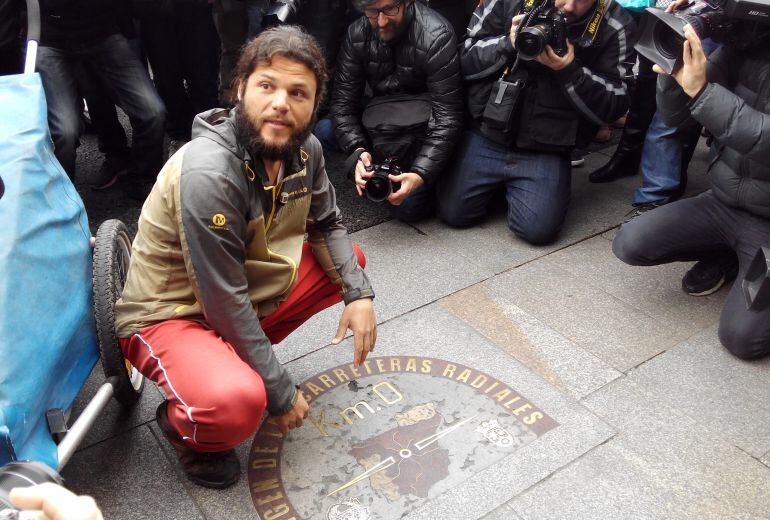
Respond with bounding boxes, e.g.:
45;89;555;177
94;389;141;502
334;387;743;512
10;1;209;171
364;157;402;203
0;461;63;518
635;0;770;73
262;0;301;27
515;0;568;61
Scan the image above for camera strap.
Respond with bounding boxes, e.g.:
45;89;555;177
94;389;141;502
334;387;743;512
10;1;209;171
519;0;613;47
574;0;613;47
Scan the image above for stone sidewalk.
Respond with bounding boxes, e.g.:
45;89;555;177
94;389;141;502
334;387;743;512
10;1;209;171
63;143;770;520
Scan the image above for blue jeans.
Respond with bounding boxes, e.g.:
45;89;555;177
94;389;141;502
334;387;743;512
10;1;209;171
36;34;166;178
438;131;571;245
313;117;339;152
634;38;720;205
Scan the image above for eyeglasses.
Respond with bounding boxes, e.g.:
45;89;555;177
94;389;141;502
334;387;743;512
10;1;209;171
363;1;403;20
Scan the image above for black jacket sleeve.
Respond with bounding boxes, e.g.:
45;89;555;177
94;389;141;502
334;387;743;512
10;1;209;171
332;21;370;155
179;168;298;416
409;26;464;183
551;9;637;125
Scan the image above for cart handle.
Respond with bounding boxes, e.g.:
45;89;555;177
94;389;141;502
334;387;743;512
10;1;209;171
24;0;40;74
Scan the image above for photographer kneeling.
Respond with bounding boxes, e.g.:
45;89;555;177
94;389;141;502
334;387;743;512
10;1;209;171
613;13;770;360
438;0;636;245
317;0;463;222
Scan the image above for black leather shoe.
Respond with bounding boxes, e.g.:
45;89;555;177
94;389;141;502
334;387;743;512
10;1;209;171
156;401;240;489
589;151;641;183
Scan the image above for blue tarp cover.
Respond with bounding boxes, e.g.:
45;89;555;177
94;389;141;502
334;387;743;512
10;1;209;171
0;72;98;469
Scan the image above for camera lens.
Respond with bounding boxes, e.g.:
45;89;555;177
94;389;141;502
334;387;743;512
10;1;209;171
0;462;62;511
652;22;684;60
365;174;392;203
516;25;550;60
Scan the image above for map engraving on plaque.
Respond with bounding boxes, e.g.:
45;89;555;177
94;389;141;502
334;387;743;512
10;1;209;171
249;356;558;520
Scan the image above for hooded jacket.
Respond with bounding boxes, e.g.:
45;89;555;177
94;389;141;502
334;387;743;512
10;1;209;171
657;43;770;219
331;1;463;184
115;108;374;415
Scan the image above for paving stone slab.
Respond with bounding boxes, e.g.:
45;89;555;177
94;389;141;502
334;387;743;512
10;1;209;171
507;374;770;520
761;451;770;468
68;365;164;450
413;186;631;276
439;284;621;399
61;425;205;520
154;425;259;520
483;260;693;372
615;325;770;458
480;503;524;520
544;236;724;331
343;220;491;320
238;303;614;520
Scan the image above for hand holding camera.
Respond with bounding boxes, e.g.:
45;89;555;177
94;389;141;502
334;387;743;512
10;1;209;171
354;154;420;204
510;11;574;70
652;24;708;97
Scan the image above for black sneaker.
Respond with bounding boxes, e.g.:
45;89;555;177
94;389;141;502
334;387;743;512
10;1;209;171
622;201;665;223
155;401;240;489
682;254;739;296
87;156;131;190
571;149;587;167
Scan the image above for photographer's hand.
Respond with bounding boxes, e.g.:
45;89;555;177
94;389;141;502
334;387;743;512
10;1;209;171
536;40;575;71
665;0;690;12
387;172;424;205
509;14;526;48
652;24;707;97
10;483;103;520
332;298;377;367
354;151;374;197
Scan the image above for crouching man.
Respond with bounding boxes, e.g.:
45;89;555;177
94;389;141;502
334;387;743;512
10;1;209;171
438;0;636;244
114;26;377;489
613;24;770;360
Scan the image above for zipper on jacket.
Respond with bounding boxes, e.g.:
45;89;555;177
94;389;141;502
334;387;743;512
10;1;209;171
263;184;298;293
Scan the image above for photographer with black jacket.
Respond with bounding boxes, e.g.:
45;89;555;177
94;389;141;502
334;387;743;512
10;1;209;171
438;0;636;245
319;0;463;222
613;22;770;360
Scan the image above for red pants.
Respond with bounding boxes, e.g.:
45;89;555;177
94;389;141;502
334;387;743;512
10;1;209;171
120;243;365;452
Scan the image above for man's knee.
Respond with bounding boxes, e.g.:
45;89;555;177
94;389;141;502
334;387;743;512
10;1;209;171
437;200;479;228
718;319;770;361
509;220;559;246
612;223;651;265
208;379;267;443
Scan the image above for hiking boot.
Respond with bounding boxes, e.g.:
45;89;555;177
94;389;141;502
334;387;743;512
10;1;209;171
87;155;130;190
155;401;240;489
682;254;739;296
622;201;665;224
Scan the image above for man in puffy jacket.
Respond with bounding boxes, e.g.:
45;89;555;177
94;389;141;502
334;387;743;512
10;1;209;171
318;0;463;222
115;26;377;489
437;0;636;245
613;25;770;360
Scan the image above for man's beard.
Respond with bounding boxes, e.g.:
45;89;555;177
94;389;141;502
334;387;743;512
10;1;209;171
234;103;313;161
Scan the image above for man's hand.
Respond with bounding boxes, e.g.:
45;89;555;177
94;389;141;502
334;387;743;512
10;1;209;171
536;40;575;71
332;298;377;367
387;172;424;205
273;391;309;435
509;14;526;48
666;0;690;12
10;483;104;520
652;24;707;97
354;151;374;197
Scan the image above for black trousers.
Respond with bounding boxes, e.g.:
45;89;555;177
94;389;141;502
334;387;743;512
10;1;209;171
613;190;770;360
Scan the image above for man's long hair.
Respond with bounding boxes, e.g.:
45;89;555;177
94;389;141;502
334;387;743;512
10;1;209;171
231;25;328;107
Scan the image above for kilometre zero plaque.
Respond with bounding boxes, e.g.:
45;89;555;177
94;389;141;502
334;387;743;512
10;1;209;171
248;356;558;520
